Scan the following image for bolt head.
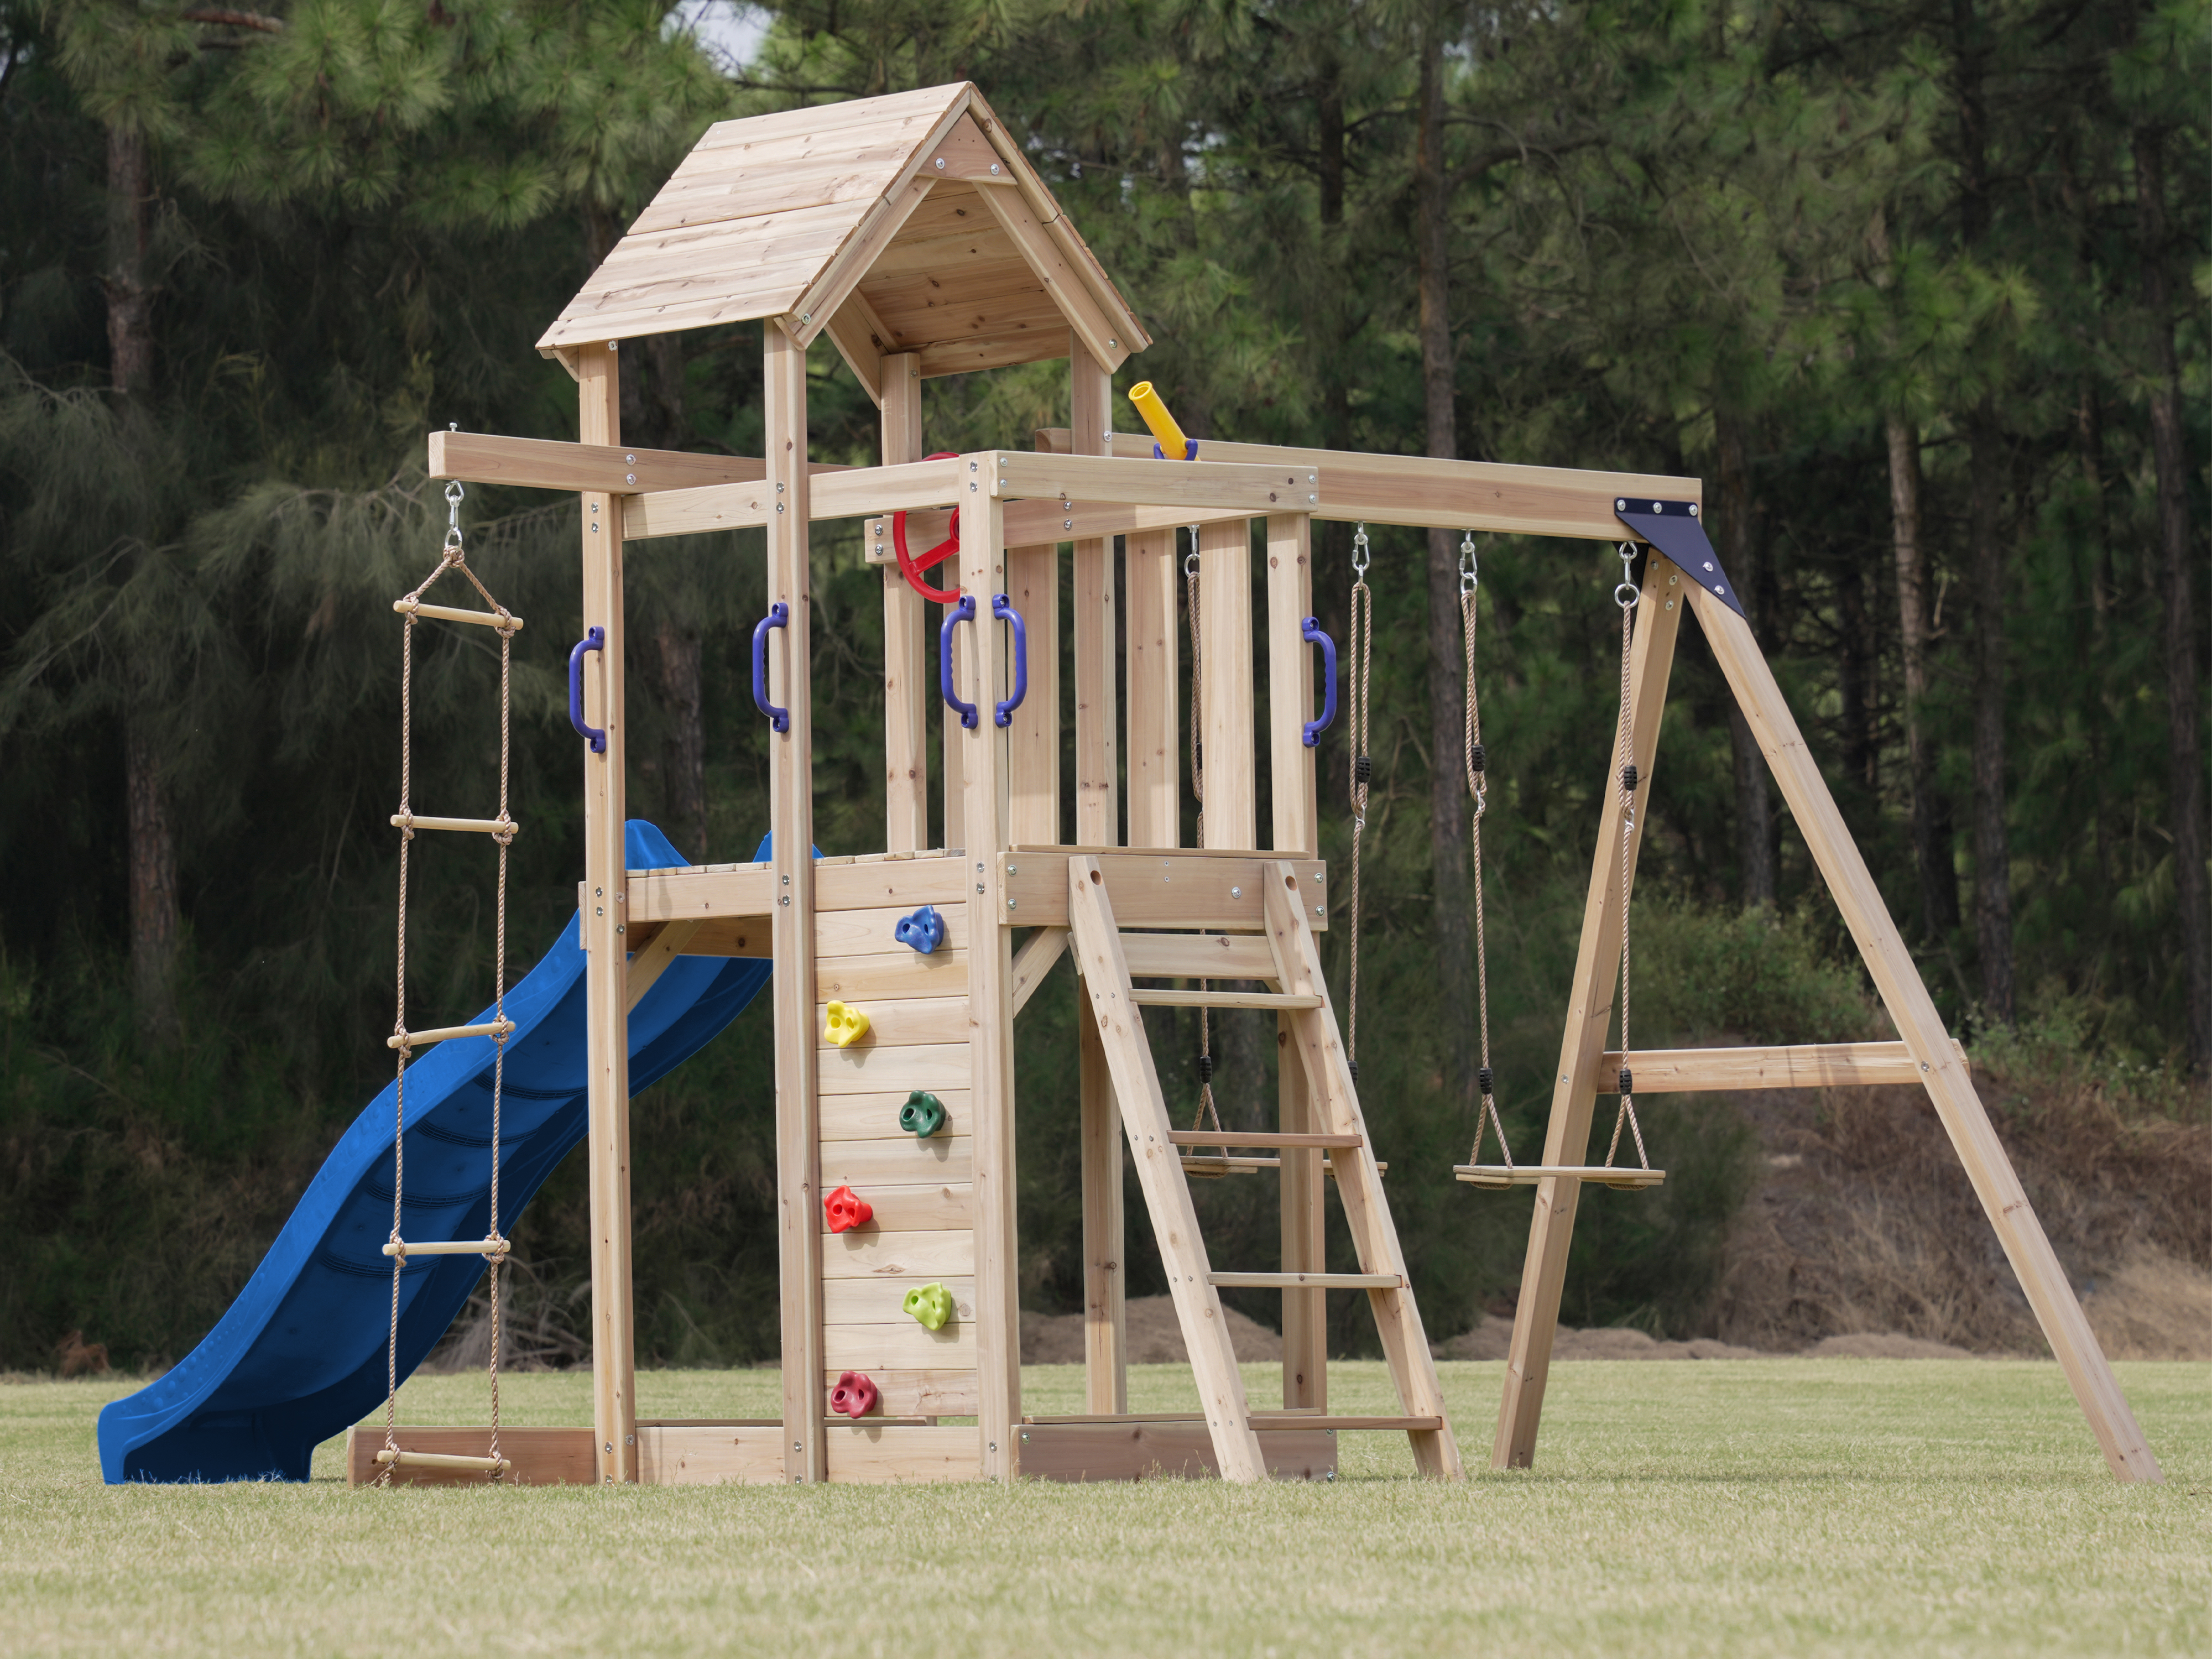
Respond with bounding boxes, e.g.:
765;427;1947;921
1230;886;1243;899
625;473;636;484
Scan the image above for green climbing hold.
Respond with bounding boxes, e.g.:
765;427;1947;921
902;1282;954;1331
899;1090;947;1138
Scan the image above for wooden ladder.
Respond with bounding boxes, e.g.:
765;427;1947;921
1066;854;1463;1481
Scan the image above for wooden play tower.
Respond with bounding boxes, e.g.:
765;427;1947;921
358;82;2162;1487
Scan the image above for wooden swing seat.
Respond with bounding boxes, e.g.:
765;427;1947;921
1454;1164;1666;1192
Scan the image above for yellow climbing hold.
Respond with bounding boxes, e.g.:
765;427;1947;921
823;1000;871;1047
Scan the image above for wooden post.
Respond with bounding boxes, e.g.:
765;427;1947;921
1071;345;1117;847
1198;518;1255;850
1005;541;1059;845
1070;342;1125;1413
1125;529;1179;848
1494;556;1686;1472
765;324;825;1485
577;341;637;1486
1078;1001;1126;1413
881;353;927;852
1265;513;1324;1408
958;465;1020;1480
1690;585;2163;1484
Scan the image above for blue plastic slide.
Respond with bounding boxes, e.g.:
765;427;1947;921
97;822;770;1483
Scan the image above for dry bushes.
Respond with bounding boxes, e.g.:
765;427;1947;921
1712;1039;2211;1355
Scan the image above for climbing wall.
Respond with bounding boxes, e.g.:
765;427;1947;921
813;870;983;1480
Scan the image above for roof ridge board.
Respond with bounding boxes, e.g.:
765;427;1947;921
686;84;971;151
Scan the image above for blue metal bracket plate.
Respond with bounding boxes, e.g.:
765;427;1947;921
1612;497;1746;622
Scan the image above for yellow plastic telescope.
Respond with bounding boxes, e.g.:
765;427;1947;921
1127;382;1191;457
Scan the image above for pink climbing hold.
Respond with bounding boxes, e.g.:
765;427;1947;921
829;1371;879;1419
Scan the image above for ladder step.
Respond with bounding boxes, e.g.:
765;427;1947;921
1208;1271;1401;1290
1180;1155;1386;1177
1023;1411;1442;1432
1454;1164;1666;1191
1168;1130;1361;1149
390;812;520;837
1128;989;1322;1011
1120;932;1280;980
383;1239;513;1258
373;1448;511;1473
388;1019;516;1051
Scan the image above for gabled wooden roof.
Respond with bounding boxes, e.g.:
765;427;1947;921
537;83;1149;394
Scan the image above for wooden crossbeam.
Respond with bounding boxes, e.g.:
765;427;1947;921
1033;427;1697;540
1596;1039;1971;1092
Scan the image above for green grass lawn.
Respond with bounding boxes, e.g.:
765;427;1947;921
2;1359;2205;1656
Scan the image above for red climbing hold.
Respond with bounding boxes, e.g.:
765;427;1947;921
829;1371;879;1419
825;1185;873;1234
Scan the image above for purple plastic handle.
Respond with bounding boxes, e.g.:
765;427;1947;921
568;627;606;753
1301;617;1337;747
940;595;978;729
990;593;1028;727
752;602;790;733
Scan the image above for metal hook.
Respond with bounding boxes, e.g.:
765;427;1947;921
1352;522;1370;579
1459;530;1478;596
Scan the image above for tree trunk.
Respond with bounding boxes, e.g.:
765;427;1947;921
1415;26;1474;1104
1966;404;2013;1024
1715;411;1774;907
126;707;179;1046
2134;125;2211;1072
1886;416;1960;938
107;121;178;1046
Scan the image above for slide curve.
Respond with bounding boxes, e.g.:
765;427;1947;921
97;821;771;1484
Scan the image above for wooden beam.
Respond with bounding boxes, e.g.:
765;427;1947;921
1689;582;2163;1484
625;918;703;1013
428;429;759;495
880;353;927;853
577;341;637;1487
821;293;886;405
999;852;1329;931
1034;428;1697;541
1494;557;1687;1474
1598;1040;1971;1092
989;451;1311;513
1070;345;1118;848
765;324;826;1486
623;457;953;541
1125;529;1178;849
1010;926;1067;1014
959;487;1021;1480
1078;982;1126;1415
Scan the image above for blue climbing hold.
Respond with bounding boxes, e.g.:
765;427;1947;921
895;905;945;955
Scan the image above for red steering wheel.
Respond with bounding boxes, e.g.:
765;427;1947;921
891;452;962;604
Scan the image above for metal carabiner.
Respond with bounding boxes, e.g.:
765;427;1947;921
1352;522;1371;580
443;479;466;554
1183;523;1202;579
1459;530;1478;597
1615;541;1640;609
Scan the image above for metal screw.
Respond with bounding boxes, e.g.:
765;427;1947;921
1230;886;1243;899
627;1434;635;1445
596;906;604;916
605;1442;613;1453
1008;864;1019;875
989;163;1001;175
1007;899;1018;910
1314;905;1324;917
615;923;624;934
625;473;636;484
1065;520;1074;531
935;157;946;170
1108;338;1117;347
626;454;636;463
799;311;811;324
780;895;790;905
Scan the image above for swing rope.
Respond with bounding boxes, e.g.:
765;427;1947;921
1460;534;1515;1171
1183;526;1221;1135
380;479;517;1484
1604;544;1652;1171
1345;524;1373;1083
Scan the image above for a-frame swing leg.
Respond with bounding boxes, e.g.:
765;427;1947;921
1493;557;1687;1471
1690;587;2162;1484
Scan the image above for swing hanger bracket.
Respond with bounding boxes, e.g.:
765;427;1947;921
1611;498;1745;620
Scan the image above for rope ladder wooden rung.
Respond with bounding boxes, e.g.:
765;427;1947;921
382;1239;513;1259
389;813;520;837
374;1449;513;1474
386;1019;516;1051
390;598;523;632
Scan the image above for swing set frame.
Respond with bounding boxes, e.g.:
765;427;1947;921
371;82;2160;1488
